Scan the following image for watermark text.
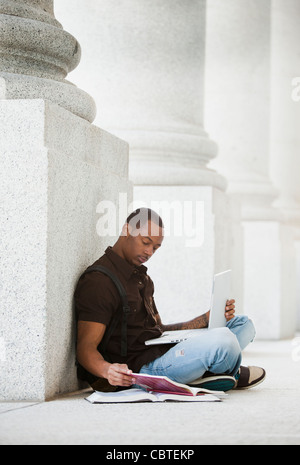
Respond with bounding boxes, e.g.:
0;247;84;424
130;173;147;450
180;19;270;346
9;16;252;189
96;194;205;248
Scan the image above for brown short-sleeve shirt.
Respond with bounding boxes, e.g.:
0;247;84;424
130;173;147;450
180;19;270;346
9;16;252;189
74;247;171;375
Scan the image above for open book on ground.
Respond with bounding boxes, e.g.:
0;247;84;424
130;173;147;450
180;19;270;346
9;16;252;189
86;373;226;404
130;372;226;397
86;388;221;404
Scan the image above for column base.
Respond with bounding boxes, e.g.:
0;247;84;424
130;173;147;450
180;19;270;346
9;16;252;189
0;72;97;123
114;128;227;190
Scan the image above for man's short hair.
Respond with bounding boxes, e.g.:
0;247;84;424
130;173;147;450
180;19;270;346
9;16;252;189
126;208;164;233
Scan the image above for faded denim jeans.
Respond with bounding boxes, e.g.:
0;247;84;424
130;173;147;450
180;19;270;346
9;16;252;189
139;316;256;384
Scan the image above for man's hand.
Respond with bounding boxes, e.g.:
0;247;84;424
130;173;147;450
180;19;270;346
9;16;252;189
104;363;136;387
77;321;136;387
225;299;236;321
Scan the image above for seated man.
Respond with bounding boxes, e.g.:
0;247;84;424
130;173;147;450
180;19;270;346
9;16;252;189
75;208;266;392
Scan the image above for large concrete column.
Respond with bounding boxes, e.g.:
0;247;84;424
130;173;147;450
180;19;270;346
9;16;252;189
0;1;130;401
56;0;225;189
205;0;298;338
120;0;229;323
270;0;300;221
205;0;278;218
269;0;300;334
55;0;232;325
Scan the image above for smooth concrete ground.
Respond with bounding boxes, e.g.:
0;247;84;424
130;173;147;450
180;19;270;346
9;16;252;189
1;339;300;445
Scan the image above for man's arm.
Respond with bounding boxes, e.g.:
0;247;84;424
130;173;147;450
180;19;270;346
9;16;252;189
77;321;135;387
157;300;236;332
159;312;210;332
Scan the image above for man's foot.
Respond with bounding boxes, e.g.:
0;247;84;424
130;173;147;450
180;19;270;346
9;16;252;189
188;373;237;392
235;366;266;390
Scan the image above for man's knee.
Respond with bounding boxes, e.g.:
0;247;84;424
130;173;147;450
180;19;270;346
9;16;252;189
215;327;241;357
228;315;256;338
227;315;256;350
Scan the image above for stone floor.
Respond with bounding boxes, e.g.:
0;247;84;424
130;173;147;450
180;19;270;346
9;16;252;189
0;338;300;446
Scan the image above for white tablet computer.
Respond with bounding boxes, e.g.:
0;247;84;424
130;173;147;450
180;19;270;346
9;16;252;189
145;270;232;346
208;270;231;329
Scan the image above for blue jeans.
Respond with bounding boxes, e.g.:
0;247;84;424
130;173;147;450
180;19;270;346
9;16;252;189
139;316;256;384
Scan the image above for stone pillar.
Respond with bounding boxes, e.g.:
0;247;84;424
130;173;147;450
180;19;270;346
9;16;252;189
109;0;226;191
270;0;300;216
0;1;130;401
56;0;225;188
114;0;229;323
55;0;231;324
205;0;298;338
270;0;300;334
205;0;278;217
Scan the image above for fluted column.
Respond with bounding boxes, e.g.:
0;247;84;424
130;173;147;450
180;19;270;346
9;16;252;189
270;0;300;333
205;0;298;338
55;0;226;189
205;0;280;220
270;0;300;223
0;0;96;122
119;0;224;188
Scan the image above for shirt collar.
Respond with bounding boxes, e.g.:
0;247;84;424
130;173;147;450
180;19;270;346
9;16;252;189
105;247;148;281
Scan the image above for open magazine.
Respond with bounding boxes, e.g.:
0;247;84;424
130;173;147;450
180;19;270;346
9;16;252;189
130;372;225;397
86;373;226;403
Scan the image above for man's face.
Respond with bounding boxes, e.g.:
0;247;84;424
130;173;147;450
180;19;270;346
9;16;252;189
123;220;164;267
